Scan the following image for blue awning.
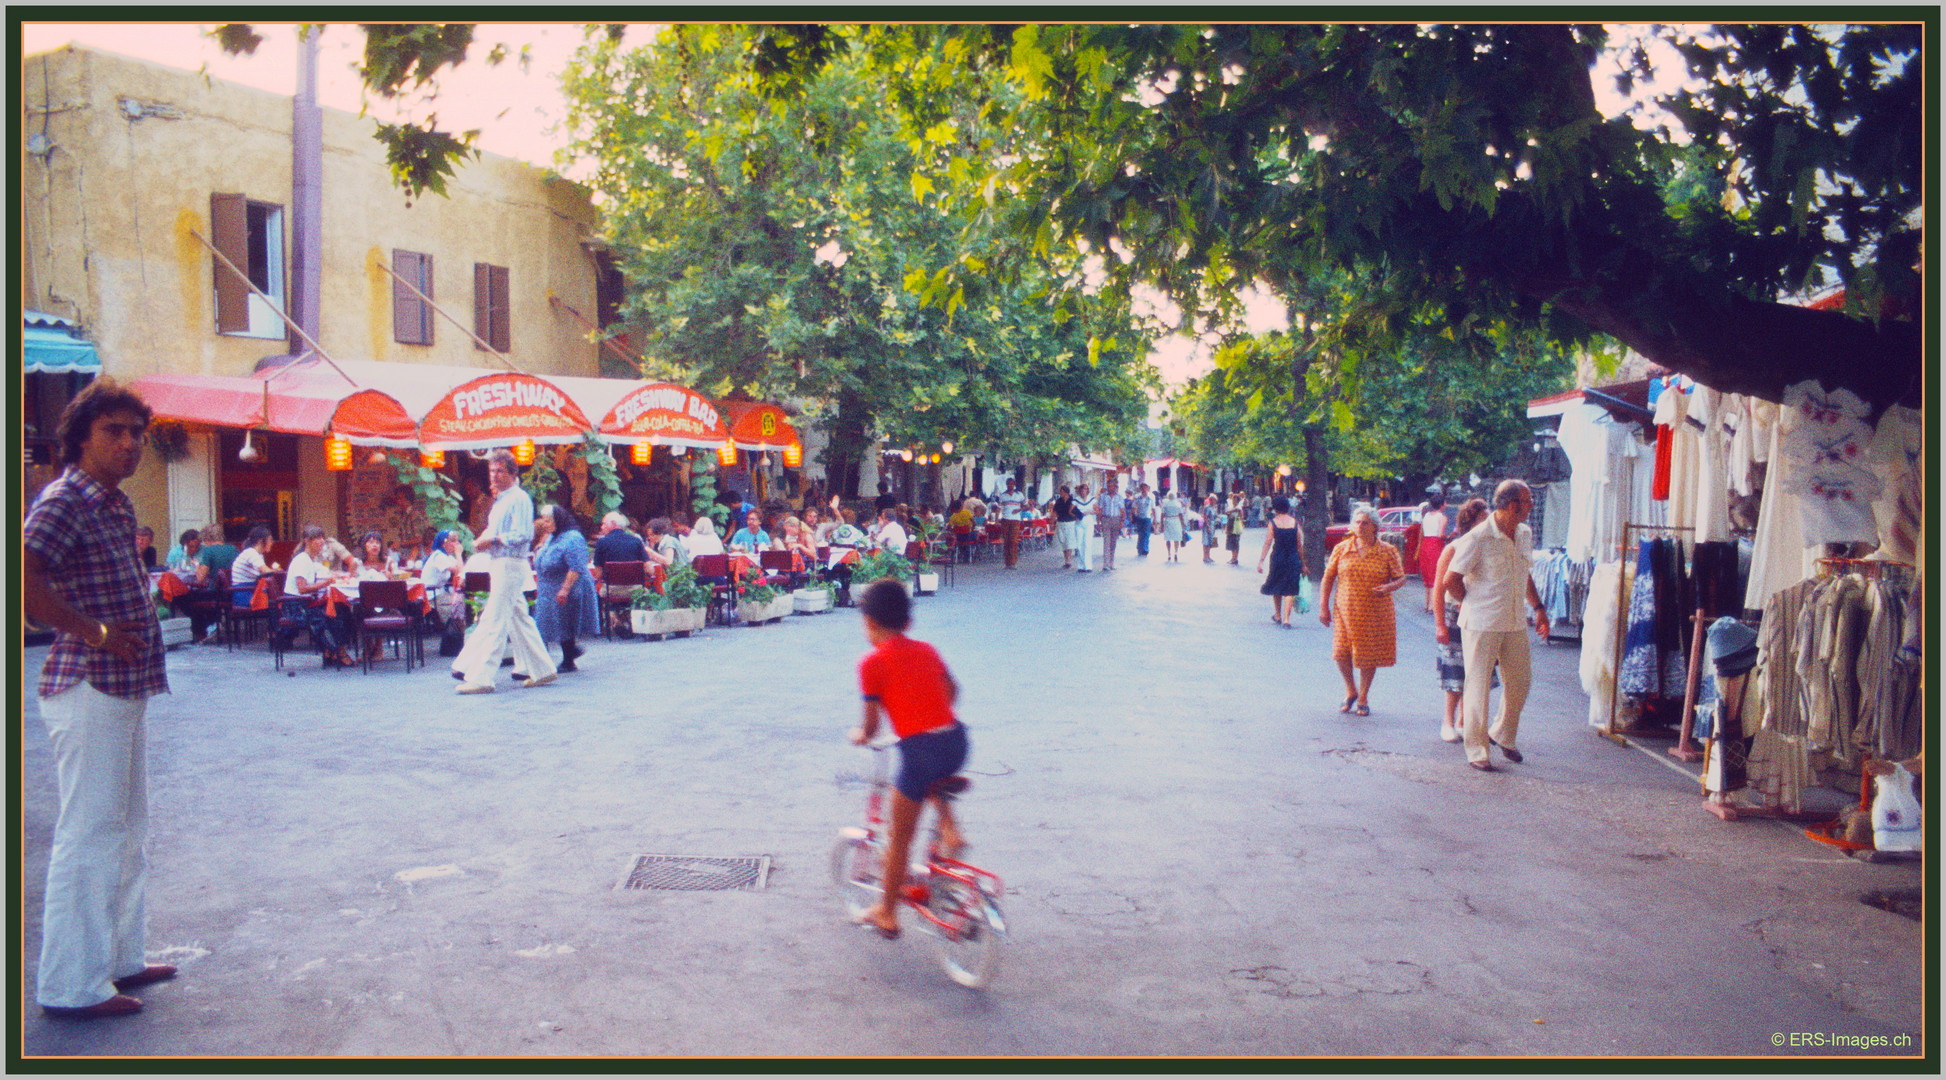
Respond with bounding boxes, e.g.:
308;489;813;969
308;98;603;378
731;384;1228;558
24;319;100;374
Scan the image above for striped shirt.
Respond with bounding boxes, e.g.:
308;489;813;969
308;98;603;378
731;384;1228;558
24;467;168;700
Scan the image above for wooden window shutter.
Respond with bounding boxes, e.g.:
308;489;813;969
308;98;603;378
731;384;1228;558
211;193;250;333
475;263;510;353
393;251;433;345
490;265;510;353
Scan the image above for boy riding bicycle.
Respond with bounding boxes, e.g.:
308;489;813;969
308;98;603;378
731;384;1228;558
849;578;970;938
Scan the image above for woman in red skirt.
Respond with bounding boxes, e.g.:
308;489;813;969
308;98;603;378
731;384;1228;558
1418;493;1449;612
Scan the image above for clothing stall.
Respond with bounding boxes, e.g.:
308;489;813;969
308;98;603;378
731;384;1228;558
1545;368;1925;830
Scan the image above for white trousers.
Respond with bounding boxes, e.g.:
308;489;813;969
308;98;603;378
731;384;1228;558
38;682;151;1008
1076;516;1097;569
1462;628;1532;763
451;555;557;688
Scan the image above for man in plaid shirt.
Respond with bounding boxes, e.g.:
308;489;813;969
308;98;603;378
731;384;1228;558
22;379;176;1020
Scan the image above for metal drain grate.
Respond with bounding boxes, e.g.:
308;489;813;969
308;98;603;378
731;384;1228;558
617;854;771;892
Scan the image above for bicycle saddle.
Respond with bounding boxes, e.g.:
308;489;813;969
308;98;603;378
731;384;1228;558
930;775;971;800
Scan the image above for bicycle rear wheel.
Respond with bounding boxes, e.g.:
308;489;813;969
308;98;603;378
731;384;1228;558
829;836;882;919
927;872;1003;988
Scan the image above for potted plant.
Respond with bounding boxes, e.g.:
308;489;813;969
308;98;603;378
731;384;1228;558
852;549;916;595
735;580;794;625
793;580;837;614
630;563;709;639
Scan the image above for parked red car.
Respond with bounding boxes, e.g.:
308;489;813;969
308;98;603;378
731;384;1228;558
1324;505;1425;575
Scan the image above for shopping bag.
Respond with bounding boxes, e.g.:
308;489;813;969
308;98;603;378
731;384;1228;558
1872;763;1924;852
1294;576;1314;614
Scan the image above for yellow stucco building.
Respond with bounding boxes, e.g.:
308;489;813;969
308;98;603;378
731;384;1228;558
22;43;609;542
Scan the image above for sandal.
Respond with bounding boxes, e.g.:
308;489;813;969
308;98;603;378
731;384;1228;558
1339;695;1357;713
850;913;900;940
1353;702;1371;717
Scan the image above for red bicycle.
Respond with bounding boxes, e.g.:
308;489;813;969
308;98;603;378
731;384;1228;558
830;742;1006;988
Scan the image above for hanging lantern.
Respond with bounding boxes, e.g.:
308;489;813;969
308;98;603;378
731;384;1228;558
761;453;773;469
631;441;652;466
717;441;738;467
1295;479;1307;493
931;453;942;464
366;448;390;467
782;443;802;468
512;440;536;466
420;448;445;469
941;440;954;455
899;448;914;462
325;437;353;471
673;445;688;457
1276;463;1292;477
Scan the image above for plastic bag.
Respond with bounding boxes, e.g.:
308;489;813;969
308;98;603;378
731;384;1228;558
1872;763;1924;852
1294;576;1314;615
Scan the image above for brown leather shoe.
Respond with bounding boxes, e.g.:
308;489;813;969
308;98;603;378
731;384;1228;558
1468;760;1496;772
113;964;178;991
42;994;142;1020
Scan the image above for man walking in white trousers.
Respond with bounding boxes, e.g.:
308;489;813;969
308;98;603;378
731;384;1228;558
1437;479;1550;771
452;449;558;693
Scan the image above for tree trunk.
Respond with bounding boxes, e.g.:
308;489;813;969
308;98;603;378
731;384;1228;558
822;390;871;499
1301;425;1331;582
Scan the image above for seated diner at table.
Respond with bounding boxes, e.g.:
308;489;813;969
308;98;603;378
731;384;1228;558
283;524;359;668
870;508;909;555
353;530;400;580
229;526;276;606
683;514;727;557
729;510;774;554
420;529;468;622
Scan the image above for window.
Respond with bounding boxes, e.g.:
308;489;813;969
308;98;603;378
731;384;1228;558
474;263;510;353
210;192;286;338
393;250;434;345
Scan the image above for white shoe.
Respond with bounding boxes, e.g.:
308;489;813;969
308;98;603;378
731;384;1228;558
522;672;558;688
456;683;495;695
1439;723;1461;743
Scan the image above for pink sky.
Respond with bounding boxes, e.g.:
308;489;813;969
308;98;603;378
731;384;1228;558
21;22;613;169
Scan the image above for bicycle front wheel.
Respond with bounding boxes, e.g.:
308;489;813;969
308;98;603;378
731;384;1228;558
927;872;1003;988
830;836;882;919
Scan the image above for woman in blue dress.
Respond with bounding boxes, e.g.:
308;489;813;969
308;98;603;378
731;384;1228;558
533;504;601;673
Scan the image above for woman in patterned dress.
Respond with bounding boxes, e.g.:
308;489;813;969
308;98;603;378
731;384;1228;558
1319;507;1408;716
533;504;601;673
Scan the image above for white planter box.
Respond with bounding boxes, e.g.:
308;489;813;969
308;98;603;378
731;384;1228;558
914;571;940;596
737;595;795;625
792;588;832;614
631;607;706;638
158;616;193;649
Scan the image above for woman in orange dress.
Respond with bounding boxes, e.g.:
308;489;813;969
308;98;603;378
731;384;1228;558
1319;507;1409;716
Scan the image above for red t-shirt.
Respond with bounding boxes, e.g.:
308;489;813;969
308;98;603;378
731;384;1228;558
858;634;957;739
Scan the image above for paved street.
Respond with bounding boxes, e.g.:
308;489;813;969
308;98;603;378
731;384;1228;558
20;529;1926;1060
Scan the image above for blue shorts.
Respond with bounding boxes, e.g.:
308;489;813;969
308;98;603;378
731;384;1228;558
895;723;969;802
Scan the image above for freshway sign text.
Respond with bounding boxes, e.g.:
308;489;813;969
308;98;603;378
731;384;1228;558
452;380;569;419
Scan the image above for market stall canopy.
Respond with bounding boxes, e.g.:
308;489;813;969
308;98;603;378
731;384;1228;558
550;375;728;448
718;399;800;452
24;311;100;374
129;361;418;446
308;359;594;450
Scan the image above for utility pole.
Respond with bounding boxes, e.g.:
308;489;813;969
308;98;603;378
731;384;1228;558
289;24;323;351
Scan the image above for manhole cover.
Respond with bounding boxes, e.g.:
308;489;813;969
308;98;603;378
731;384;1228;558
1860;888;1922;922
616;854;771;892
